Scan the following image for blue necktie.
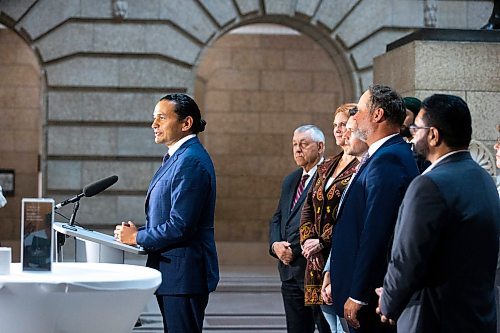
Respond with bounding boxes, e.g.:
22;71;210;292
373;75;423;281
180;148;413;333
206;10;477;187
162;153;170;166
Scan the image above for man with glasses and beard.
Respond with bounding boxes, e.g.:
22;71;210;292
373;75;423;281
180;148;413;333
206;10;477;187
377;94;500;333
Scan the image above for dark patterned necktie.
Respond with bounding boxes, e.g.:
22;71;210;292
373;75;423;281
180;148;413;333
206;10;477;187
292;174;309;210
162;153;170;166
355;152;370;172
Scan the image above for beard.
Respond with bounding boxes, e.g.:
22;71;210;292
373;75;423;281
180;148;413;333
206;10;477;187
354;128;368;142
413;137;430;160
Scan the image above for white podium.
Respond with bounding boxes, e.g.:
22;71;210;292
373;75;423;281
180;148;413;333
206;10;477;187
0;262;161;333
53;222;146;263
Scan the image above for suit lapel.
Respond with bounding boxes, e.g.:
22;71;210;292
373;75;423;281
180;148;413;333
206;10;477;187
336;135;404;218
145;137;199;204
286;171;315;226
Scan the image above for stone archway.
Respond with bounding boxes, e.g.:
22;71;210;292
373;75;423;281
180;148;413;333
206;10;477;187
194;23;354;263
5;0;478;246
0;26;42;259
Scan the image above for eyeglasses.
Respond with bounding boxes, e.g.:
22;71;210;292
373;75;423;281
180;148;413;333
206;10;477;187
409;124;431;135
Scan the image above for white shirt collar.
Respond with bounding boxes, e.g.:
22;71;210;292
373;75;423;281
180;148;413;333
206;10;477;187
168;134;196;156
301;157;324;187
368;133;399;157
422;149;468;175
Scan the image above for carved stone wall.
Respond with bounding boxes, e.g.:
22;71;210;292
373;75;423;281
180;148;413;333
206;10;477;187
0;1;493;247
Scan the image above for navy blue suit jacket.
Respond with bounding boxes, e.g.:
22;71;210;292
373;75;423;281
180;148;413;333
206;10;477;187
331;135;419;316
269;168;313;285
381;152;500;332
137;137;219;295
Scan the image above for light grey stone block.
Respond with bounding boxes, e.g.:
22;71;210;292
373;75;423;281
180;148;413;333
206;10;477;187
48;91;161;122
391;0;423;27
79;0;112;18
235;0;260;15
144;24;201;65
117;127;165;156
200;0;238;27
45;57;119;87
46;57;192;89
125;0;162;19
76;195;118;225
315;0;356;30
117;58;192;89
37;21;200;66
117;195;147;224
351;29;413;70
264;0;294;15
47;126;118;156
296;0;321;18
336;0;390;48
35;22;94;62
16;0;80;40
0;0;37;21
159;0;217;43
414;41;500;91
81;0;162;20
46;160;82;190
466;1;493;29
358;70;373;92
467;92;500;141
93;23;147;53
81;161;157;191
373;42;415;94
412;90;466;102
436;1;467;29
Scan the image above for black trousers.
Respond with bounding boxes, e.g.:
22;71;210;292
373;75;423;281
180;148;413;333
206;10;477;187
281;279;331;333
156;293;209;333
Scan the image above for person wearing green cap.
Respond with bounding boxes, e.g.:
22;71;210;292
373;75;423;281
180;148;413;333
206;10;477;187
401;97;422;141
402;97;430;173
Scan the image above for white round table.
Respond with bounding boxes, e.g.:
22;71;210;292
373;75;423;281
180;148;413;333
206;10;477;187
0;262;161;333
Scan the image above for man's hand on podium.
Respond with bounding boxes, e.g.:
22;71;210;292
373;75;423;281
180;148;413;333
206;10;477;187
114;221;138;246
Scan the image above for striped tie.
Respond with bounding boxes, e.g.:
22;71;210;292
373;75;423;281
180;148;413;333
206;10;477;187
292;174;309;210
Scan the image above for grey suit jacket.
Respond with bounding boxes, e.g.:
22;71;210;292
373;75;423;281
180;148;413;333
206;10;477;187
381;151;500;332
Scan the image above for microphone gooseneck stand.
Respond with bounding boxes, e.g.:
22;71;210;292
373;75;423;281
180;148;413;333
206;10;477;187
69;201;80;227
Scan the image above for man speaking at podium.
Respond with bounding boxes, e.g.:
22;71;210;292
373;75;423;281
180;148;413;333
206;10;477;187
115;93;219;333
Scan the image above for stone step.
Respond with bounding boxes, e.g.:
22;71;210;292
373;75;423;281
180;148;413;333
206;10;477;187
133;313;286;333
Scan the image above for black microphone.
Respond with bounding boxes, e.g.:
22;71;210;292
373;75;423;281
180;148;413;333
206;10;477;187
83;175;118;197
55;175;118;209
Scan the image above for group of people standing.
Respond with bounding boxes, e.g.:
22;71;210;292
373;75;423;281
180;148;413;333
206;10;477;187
269;85;500;333
110;87;498;333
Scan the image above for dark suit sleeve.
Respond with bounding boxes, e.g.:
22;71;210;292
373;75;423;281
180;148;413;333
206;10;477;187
269;187;284;259
380;175;446;319
137;158;211;250
350;154;414;302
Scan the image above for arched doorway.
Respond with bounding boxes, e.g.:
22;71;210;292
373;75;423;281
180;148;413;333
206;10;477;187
0;25;42;260
195;23;354;264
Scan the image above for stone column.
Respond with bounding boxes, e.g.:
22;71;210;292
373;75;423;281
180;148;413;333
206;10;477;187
373;29;500;159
